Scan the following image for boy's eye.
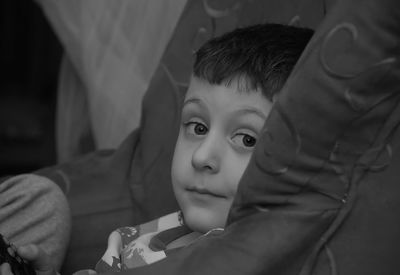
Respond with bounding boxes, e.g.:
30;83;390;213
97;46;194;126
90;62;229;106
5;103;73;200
232;133;257;148
185;122;208;136
242;135;257;147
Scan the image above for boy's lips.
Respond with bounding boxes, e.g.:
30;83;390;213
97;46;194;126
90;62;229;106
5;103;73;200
186;186;226;198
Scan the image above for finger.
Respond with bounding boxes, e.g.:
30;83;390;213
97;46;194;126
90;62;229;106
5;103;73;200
17;245;53;273
0;263;13;275
16;244;39;260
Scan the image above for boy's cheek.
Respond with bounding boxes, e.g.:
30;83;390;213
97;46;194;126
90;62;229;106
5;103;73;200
171;150;191;191
173;140;195;171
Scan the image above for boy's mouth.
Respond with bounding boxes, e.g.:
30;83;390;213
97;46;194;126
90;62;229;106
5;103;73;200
186;186;226;198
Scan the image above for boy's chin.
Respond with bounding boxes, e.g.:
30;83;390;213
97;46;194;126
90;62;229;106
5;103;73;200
182;208;226;234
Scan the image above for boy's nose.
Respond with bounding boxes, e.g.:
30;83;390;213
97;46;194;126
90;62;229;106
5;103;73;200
191;133;221;173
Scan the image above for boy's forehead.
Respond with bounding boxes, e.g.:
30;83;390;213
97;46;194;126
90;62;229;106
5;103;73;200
184;76;273;118
186;76;208;94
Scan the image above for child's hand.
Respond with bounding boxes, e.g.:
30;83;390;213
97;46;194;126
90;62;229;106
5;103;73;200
0;263;12;275
0;244;57;275
18;244;56;275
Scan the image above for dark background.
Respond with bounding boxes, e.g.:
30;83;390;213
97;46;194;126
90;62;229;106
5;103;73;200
0;0;62;176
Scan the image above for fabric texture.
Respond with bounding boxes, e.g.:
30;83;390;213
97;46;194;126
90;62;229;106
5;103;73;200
95;212;188;272
55;56;94;162
35;131;143;275
0;174;70;270
36;0;187;151
73;211;220;275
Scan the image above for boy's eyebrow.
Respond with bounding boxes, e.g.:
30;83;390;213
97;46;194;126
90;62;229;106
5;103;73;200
183;97;268;120
234;107;268;120
183;97;203;107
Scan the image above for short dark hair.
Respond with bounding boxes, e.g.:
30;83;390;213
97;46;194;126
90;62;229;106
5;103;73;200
193;23;313;100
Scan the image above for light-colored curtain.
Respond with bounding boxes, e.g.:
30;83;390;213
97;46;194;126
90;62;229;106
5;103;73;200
36;0;187;160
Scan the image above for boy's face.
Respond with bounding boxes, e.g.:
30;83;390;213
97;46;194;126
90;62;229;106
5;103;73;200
171;77;273;233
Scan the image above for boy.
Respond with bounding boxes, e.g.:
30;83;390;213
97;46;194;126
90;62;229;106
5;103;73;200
1;23;313;274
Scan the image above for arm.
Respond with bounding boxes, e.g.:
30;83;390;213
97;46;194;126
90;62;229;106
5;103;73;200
0;175;70;270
